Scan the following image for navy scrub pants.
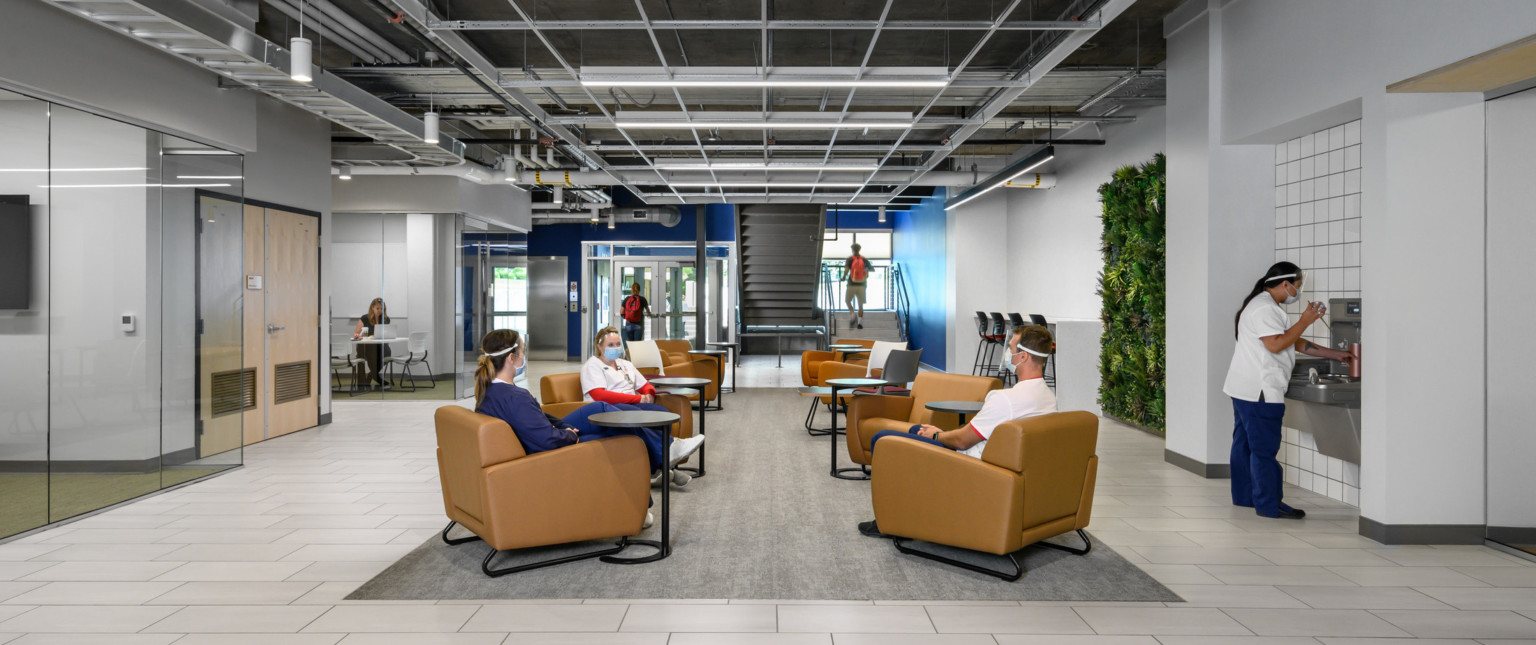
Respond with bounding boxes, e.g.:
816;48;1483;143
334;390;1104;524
1230;395;1287;517
561;402;670;473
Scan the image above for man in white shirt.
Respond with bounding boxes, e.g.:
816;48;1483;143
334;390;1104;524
858;325;1057;537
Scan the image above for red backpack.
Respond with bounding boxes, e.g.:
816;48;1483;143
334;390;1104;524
848;255;869;282
622;295;643;322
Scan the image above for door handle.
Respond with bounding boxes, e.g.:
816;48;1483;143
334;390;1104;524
267;324;285;334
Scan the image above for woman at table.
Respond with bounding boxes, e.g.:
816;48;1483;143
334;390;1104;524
473;329;702;498
1225;262;1354;520
581;326;701;486
351;297;391;389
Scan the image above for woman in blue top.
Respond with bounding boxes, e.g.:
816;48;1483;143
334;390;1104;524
472;329;703;483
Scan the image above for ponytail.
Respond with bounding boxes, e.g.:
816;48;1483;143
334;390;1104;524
1235;261;1302;338
473;329;521;408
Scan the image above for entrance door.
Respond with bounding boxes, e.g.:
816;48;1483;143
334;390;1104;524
239;204;320;445
612;260;698;343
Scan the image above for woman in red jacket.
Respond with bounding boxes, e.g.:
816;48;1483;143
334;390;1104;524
580;326;701;486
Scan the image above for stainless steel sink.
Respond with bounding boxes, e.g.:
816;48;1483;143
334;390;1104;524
1287;376;1360;405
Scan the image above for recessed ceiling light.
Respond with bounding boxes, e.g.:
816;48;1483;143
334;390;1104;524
651;162;882;171
664;182;868;188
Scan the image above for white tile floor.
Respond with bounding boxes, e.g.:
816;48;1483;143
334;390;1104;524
0;357;1533;643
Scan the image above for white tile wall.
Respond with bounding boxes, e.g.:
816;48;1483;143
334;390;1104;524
1274;120;1362;507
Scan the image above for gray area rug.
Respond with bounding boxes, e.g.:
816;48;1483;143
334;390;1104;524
350;388;1182;602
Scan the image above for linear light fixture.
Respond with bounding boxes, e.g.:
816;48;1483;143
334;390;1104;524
651;161;882;171
665;182;869;188
582;79;946;89
40;183;232;189
0;167;147;172
176;175;243;180
615;120;911;130
945;146;1055;212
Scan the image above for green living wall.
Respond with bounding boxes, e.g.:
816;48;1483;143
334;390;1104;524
1098;153;1167;431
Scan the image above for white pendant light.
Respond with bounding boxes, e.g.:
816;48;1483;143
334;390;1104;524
589;210;600;223
607;212;616;230
878;206;886;223
553;186;564;205
290;37;312;82
423;111;439;144
289;0;311;83
338;166;351;180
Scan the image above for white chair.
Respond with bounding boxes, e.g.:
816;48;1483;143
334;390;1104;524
331;332;362;395
865;340;907;378
385;332;434;391
626;339;666;375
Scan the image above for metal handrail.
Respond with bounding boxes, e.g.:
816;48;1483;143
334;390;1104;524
891;263;912;343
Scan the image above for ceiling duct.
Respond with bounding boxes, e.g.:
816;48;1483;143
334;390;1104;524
623;206;683;227
45;0;464;165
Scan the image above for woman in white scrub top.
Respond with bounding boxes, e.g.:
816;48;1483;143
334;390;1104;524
1223;261;1354;519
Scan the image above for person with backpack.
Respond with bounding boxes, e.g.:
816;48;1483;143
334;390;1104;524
843;243;869;329
620;281;654;341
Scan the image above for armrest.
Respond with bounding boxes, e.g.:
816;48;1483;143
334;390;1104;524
871;438;1026;555
541;401;587;419
481;436;651;550
801;350;833;386
846;393;916;465
662;359;718;399
980;423;1025;473
654;392;694;438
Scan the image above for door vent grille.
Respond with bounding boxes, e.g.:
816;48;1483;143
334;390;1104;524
211;368;256;417
273;361;312;404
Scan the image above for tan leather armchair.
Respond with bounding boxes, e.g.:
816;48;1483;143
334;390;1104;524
653;339;692;367
538;373;693;440
845;372;1002;467
434;406;650;576
870;410;1099;580
802;338;878;385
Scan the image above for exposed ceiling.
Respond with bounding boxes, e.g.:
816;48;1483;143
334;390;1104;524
247;0;1181;206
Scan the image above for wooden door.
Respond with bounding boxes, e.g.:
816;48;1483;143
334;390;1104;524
264;208;319;438
241;204;268;446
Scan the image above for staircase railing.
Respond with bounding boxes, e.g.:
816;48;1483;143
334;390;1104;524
891;263;912;343
818;264;838;337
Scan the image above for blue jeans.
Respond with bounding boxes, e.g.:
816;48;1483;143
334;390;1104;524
870;427;949;455
1231;395;1286;517
560;402;669;472
622;321;645;341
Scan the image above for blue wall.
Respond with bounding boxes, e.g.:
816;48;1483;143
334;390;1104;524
891;190;948;371
528;204;736;358
823;209;894;231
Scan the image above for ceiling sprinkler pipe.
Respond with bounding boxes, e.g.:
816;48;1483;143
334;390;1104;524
308;0;414;62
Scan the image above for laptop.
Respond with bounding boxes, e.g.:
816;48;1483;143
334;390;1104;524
373;323;397;339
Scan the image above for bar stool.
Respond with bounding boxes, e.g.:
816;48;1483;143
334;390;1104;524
1008;312;1027;330
970;311;1003;377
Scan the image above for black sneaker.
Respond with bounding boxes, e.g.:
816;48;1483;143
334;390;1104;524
857;323;864;329
857;520;887;538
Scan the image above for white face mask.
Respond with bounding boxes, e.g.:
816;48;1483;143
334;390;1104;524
1001;347;1018;373
1283;281;1301;305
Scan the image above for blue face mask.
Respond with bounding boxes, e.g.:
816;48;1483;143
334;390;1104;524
514;359;526;377
603;346;625;361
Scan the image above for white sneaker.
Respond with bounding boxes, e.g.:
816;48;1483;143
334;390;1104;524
643;511;655;529
671;470;691;487
668;435;706;465
650;470;664;486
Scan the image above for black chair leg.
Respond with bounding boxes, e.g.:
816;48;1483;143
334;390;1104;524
422;359;436;387
891;537;1023;582
1032;529;1091;556
481;537;630;578
441;521;482;545
805;397;832;436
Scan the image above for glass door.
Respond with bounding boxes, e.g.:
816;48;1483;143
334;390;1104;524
612;261;656;338
490;262;528;333
659;261;697;343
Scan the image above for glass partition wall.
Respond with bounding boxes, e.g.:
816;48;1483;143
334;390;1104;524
456;228;528;399
330;213;459;400
0;87;242;540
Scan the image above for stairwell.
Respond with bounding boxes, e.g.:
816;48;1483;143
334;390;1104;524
737;205;826;331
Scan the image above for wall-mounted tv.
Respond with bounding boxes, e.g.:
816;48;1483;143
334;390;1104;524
0;195;31;310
